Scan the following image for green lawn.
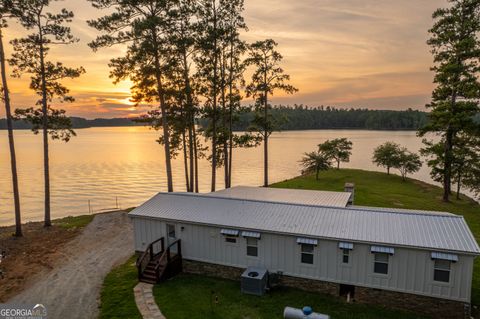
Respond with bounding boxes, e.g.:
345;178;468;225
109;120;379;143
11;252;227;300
272;168;480;305
99;256;142;319
53;214;95;229
98;169;480;318
153;274;424;319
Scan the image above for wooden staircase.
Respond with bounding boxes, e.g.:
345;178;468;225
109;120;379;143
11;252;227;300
136;237;182;284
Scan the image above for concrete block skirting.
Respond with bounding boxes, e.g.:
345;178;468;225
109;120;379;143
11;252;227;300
182;259;470;319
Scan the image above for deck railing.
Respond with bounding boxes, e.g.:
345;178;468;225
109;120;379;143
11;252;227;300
136;237;182;283
156;239;182;280
136;237;165;279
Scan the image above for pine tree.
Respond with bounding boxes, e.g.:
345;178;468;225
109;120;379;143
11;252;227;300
195;0;226;191
245;39;297;187
88;0;176;192
0;0;21;236
419;0;480;201
11;0;84;226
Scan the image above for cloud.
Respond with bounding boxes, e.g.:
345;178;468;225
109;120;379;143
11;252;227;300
0;0;447;118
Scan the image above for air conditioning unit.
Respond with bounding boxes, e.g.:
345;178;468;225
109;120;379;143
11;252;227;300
241;266;268;296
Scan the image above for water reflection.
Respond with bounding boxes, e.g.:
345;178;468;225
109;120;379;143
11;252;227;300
0;127;442;225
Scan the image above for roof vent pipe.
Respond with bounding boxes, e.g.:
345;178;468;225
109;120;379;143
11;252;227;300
344;183;355;205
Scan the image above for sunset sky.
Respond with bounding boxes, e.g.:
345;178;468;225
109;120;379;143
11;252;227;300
1;0;445;119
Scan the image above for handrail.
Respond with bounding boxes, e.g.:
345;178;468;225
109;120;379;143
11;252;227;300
155;239;182;276
136;237;164;268
136;237;165;280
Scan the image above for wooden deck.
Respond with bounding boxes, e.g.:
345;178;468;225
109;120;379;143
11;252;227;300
136;237;182;284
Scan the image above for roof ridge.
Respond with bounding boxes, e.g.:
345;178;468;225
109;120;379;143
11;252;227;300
154;192;460;219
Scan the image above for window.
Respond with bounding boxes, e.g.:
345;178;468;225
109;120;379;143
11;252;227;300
373;253;389;274
301;244;314;264
342;249;350;264
434;259;451;283
225;235;237;243
246;238;258;257
167;224;176;239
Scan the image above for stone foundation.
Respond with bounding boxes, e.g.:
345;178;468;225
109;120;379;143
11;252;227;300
182;259;470;319
355;286;470;319
183;259;244;280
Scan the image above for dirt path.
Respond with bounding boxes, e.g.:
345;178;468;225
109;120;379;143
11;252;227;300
8;211;134;319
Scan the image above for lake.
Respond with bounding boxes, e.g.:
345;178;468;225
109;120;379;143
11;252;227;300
0;127;443;225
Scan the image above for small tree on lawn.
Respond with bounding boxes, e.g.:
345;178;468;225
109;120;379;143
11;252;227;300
299;151;331;180
396;148;422;181
372;142;401;174
318;138;353;169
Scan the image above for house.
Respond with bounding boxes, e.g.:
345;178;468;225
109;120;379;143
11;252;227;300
129;186;479;318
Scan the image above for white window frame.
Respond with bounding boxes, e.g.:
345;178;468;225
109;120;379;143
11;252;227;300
433;259;451;283
225;235;237;244
373;252;389;275
246;237;258;257
342;248;350;264
300;243;315;265
167;223;176;239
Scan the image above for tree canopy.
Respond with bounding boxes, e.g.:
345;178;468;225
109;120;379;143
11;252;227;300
318;138;353;169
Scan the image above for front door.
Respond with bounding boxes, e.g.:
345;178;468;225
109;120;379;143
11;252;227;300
166;224;177;254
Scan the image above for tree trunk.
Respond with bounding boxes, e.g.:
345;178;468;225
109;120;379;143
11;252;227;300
263;74;269;187
210;4;218;192
182;129;190;191
0;28;22;236
443;128;454;202
182;49;195;193
227;39;234;188
152;33;173;192
39;32;51;227
456;172;462;200
387;167;390;175
193;122;199;193
337;160;340;170
220;53;229;189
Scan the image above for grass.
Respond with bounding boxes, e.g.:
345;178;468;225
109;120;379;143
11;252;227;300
53;214;95;229
272;168;480;305
98;255;142;319
98;168;479;318
153;274;424;319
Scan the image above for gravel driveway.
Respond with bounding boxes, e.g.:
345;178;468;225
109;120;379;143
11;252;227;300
9;211;134;319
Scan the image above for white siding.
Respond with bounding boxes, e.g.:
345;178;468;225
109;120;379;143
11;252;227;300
132;217;475;302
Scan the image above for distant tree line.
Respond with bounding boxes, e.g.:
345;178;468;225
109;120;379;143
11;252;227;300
1;107;432;131
218;106;430;131
0;117;145;129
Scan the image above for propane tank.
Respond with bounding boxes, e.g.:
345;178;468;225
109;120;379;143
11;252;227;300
283;306;330;319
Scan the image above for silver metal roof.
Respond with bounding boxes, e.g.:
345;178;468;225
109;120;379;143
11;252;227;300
129;192;480;255
207;186;351;208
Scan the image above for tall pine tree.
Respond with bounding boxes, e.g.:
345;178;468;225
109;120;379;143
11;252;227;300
419;0;480;201
88;0;176;192
0;0;21;236
11;0;84;226
245;39;297;187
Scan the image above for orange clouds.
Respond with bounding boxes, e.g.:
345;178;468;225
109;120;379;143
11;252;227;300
1;0;446;118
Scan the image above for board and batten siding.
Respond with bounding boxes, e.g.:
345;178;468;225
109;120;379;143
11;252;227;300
132;216;474;302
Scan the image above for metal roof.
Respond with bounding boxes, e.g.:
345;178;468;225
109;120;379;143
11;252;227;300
206;186;351;208
129;192;480;255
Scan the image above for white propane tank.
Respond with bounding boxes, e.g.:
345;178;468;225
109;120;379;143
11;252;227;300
283;306;330;319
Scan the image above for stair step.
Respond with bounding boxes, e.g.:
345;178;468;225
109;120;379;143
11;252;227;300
140;278;157;284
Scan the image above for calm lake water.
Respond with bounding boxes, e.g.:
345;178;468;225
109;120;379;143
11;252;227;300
0;127;443;225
